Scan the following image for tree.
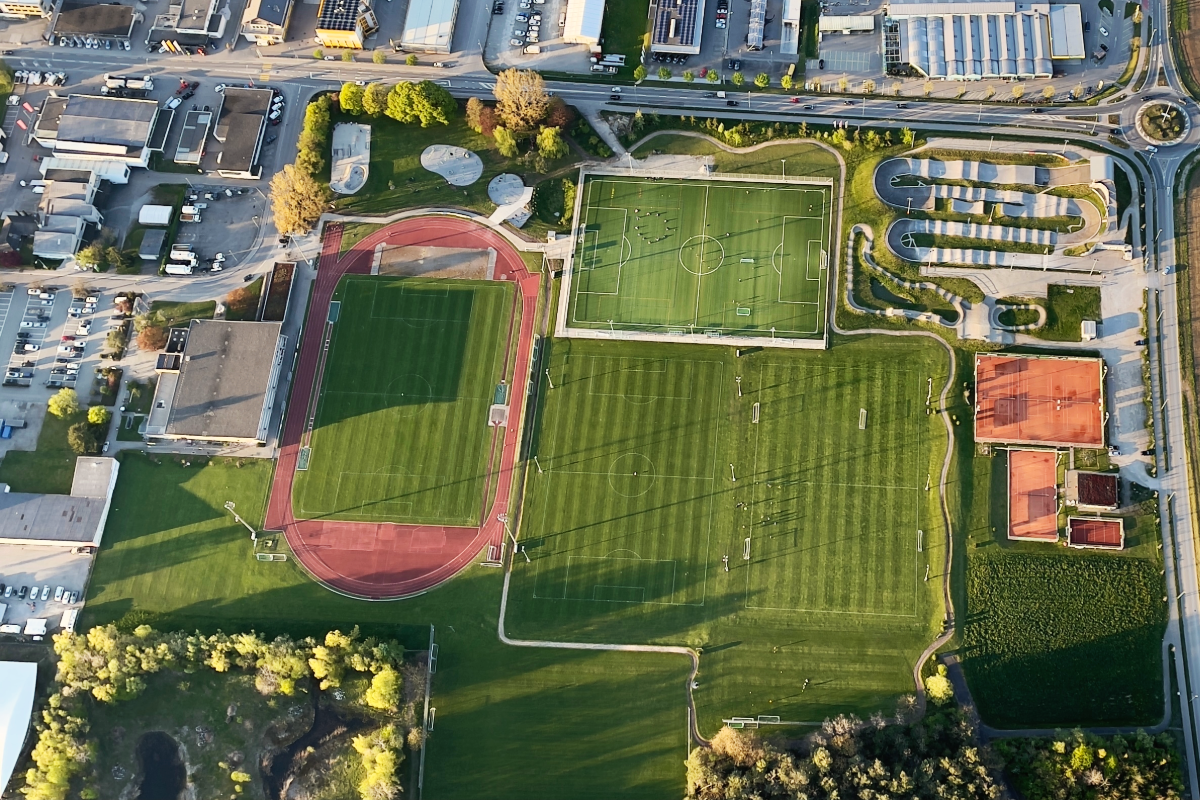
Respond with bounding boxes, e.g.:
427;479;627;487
136;326;168;351
891;80;901;95
731;71;744;86
67;421;100;455
385;81;456;127
1011;83;1026;101
405;53;418;66
658;66;672;80
862;78;875;93
341;50;354;62
478;106;498;136
536;126;568;160
1071;82;1084;99
493;68;550;131
340;81;364;115
465;96;486;132
372;49;386;64
984;85;996;99
1042;84;1055;101
683;70;694;82
633;64;647;82
493;126;518;158
754;72;769;88
48;388;80;419
104;246;128;273
706;69;720;83
780;74;793;91
923;79;934;97
364;666;402;710
837;75;848;92
545;96;575;127
313;48;324;59
924;664;954;705
362;82;389;117
901;126;915;147
74;241;106;271
270;164;330;236
87;406;111;426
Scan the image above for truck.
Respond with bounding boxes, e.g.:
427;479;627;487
165;263;194;276
137;204;174;226
523;44;541;54
168;248;197;263
104;74;154;91
180;206;202;223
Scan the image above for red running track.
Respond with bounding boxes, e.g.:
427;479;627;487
265;216;540;599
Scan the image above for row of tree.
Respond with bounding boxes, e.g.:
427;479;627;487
339;79;457;128
23;625;410;800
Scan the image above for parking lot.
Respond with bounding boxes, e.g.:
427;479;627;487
0;545;93;637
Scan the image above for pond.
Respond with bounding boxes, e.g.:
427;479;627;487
135;732;186;800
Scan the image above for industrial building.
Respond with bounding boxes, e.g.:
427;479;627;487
0;458;119;547
780;0;802;55
146;321;287;445
315;0;378;48
212;87;271;178
884;0;1085;80
32;174;103;260
240;0;294;44
400;0;459;52
52;1;137;39
563;0;603;47
175;109;212;165
150;0;227;45
33;95;162;178
650;0;705;55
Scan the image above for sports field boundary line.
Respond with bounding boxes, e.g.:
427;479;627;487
555;166;836;351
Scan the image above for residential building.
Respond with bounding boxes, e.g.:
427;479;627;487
240;0;294;44
315;0;377;49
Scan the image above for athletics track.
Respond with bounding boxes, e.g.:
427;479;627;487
264;216;540;599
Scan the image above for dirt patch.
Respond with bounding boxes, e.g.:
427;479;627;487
376;245;492;279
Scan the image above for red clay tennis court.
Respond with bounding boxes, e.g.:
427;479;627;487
975;354;1105;447
1008;449;1059;542
1067;517;1125;550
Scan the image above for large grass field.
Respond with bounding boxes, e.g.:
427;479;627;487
508;334;950;732
291;276;513;525
564;175;832;340
84;454;688;799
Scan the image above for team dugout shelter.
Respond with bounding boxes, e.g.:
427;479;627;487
974;353;1105;448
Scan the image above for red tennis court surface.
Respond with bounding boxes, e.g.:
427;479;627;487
1068;517;1125;550
265;216;540;600
1008;449;1059;542
975;354;1105;448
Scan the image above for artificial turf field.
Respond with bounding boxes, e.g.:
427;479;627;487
291;276;513;525
564;175;832;339
508;335;950;729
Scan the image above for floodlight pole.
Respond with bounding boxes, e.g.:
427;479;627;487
224;501;256;541
780;159;786;179
735;376;742;397
497;513;518;550
534;456;544;473
729;463;737;482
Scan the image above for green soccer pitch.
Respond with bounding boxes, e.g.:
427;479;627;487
291;276;514;525
562;174;833;340
506;336;950;729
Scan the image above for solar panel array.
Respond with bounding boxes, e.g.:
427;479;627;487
747;0;765;47
317;0;359;31
652;0;698;45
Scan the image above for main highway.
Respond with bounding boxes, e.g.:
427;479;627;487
4;0;1200;786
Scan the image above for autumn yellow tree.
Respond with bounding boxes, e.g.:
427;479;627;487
493;68;550;131
270;164;330;235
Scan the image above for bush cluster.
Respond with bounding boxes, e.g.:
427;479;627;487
995;730;1184;800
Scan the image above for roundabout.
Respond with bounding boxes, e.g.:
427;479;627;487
1135;100;1191;146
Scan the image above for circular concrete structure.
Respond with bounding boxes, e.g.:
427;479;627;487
420;144;484;186
1135;100;1191;146
488;173;526;205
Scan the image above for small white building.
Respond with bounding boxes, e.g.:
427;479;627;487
400;0;459;52
563;0;603;47
0;661;36;795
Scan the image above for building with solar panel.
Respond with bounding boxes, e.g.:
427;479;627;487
651;0;705;54
315;0;378;48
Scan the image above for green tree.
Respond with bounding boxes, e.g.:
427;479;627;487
536;126;568;160
682;70;694;82
67;421;100;455
74;241;106;271
405;53;418;66
924;664;954;705
562;178;577;225
493;125;518;158
754;72;769;88
313;48;324;59
87;406;111;426
465;96;486;132
364;665;402;710
372;49;386;64
901;127;915;147
48;388;80;418
633;64;647;82
781;74;793;91
657;66;672;80
706;69;720;83
731;71;744;86
341;50;354;62
385;81;456;127
340;81;364;115
362;83;389;117
103;246;128;273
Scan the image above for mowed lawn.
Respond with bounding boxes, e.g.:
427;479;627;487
508;335;951;733
84;454;688;799
292;276;513;525
567;176;832;339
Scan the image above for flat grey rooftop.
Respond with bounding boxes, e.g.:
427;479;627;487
165;320;282;439
58;95;158;148
0;493;106;543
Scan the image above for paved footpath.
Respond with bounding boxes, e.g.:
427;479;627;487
264;216;540;600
